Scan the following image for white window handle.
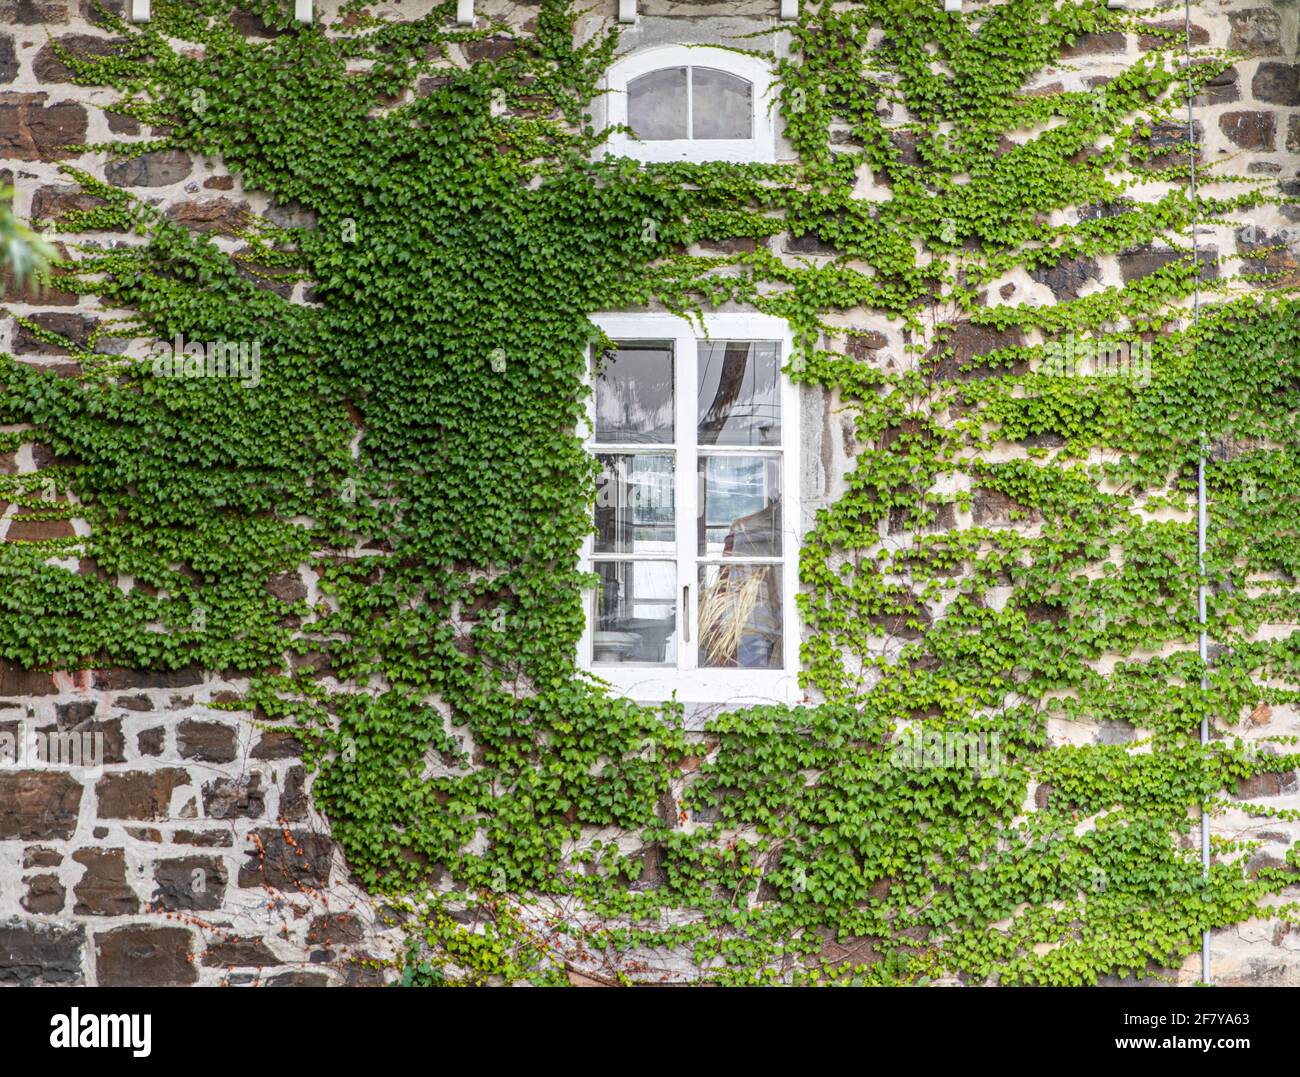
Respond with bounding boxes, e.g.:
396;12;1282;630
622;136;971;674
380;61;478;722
618;0;636;23
129;0;149;22
682;585;690;644
457;0;474;26
294;0;311;22
780;0;798;19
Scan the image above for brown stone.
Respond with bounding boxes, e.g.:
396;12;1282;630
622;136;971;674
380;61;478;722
0;0;72;23
1060;32;1126;58
0;660;57;696
23;845;61;868
202;772;265;819
202;937;281;966
72;848;139;915
152;855;227;911
0;771;82;839
116;694;153;712
1219;110;1276;151
267;570;307;603
0;34;14;84
845;330;887;358
104;149;192;188
1119;246;1217;284
972;489;1040;527
34;716;123;765
1202;68;1240;106
1138;20;1208;51
888;502;955;536
165;197;249;235
12;311;95;355
928;322;1027;381
32;34;125;83
0;93;87;161
1229;9;1283;57
1237;770;1299;798
174;828;233;847
280;764;308;821
250;729;303;759
79;0;124;23
1030;255;1100;300
239;828;332;888
784;231;836;256
105;110;139;134
5;514;76;541
203;174;235;190
1253;63;1300;106
136;726;164;756
178;719;236;763
95;925;196;986
95;768;188;820
265;970;329;986
93;666;203;690
1132;119;1203;170
696;236;757;255
309;912;365;947
21;873;65;914
0;920;84;984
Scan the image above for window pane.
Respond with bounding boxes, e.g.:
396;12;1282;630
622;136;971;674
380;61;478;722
691;68;752;140
593;341;674;444
698;564;781;668
593;560;677;665
697;340;781;446
698;454;782;557
595;453;675;555
627;68;689;141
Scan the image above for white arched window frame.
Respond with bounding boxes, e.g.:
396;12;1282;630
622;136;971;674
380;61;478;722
604;46;778;165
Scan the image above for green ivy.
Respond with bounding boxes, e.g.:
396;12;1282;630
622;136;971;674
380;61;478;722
3;0;1298;985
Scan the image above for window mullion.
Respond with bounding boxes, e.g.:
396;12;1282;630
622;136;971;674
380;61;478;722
677;327;697;674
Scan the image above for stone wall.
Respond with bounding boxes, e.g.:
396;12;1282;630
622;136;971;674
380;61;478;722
0;0;1298;985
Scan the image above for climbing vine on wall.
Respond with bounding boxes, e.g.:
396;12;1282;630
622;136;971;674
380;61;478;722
4;0;1299;984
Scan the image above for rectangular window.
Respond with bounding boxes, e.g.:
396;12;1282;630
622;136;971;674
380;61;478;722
580;314;800;703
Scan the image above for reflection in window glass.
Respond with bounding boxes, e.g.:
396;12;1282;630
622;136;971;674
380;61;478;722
691;68;753;140
593;561;677;665
697;455;781;557
595;454;675;555
698;564;781;668
697;341;781;446
593;342;674;444
627;68;689;141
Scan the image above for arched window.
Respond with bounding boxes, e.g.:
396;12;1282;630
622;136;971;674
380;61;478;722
605;46;777;164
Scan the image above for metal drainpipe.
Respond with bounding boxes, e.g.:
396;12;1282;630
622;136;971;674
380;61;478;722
1181;0;1212;986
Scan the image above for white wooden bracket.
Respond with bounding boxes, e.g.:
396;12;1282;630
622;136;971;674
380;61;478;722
780;0;798;20
457;0;475;26
943;0;962;12
618;0;636;23
294;0;312;23
129;0;149;22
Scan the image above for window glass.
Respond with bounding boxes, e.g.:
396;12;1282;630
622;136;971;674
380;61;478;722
698;564;782;668
697;455;782;557
594;453;675;555
691;68;753;140
593;342;674;444
627;67;689;141
697;341;781;446
594;561;677;665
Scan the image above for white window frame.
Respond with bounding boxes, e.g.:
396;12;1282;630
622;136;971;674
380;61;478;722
604;45;777;165
579;312;800;705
